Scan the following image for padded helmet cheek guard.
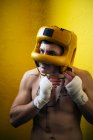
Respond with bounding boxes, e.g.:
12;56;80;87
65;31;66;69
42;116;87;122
31;26;77;69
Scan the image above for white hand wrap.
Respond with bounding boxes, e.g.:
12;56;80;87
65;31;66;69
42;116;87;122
65;76;88;106
33;76;52;109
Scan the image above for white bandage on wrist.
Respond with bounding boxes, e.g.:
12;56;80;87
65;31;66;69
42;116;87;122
65;76;88;106
33;76;52;109
33;95;47;109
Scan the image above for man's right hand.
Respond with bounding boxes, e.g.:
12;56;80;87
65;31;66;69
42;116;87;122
33;76;52;109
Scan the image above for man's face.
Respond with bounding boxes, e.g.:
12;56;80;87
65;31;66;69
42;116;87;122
39;42;63;74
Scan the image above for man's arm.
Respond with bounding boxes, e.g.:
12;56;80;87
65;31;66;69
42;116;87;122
77;71;93;124
64;69;93;124
9;71;40;128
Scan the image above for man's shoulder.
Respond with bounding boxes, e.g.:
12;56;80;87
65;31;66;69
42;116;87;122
25;68;40;75
22;68;40;81
72;66;92;79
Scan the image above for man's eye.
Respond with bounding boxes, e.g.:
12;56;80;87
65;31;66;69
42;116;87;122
48;51;57;56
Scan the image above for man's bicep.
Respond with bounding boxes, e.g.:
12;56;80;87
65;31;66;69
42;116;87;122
83;71;93;101
12;89;31;108
11;75;32;108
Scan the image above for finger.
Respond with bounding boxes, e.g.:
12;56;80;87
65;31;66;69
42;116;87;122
49;77;61;83
47;74;65;79
63;72;74;81
65;70;75;77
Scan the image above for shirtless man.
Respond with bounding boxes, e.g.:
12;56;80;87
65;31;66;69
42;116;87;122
10;26;93;140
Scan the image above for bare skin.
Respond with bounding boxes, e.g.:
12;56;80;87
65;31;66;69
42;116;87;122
10;43;93;140
31;69;82;140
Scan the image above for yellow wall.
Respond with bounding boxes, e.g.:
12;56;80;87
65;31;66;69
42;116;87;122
0;0;93;140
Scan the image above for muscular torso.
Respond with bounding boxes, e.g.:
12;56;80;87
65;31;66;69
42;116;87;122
32;95;82;140
30;68;83;140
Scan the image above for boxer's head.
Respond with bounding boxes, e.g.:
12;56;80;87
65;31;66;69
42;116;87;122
31;26;77;73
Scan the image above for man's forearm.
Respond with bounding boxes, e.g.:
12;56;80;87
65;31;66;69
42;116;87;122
10;101;40;127
78;100;93;124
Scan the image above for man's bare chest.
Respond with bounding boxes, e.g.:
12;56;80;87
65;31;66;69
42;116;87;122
33;94;81;134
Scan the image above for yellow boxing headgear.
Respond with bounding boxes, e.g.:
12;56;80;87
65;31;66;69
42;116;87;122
31;26;77;71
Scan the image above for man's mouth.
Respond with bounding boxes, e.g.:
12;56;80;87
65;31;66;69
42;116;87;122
39;63;50;68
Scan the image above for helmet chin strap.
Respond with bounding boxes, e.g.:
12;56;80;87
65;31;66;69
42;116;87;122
36;66;63;78
37;66;72;79
35;61;72;79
